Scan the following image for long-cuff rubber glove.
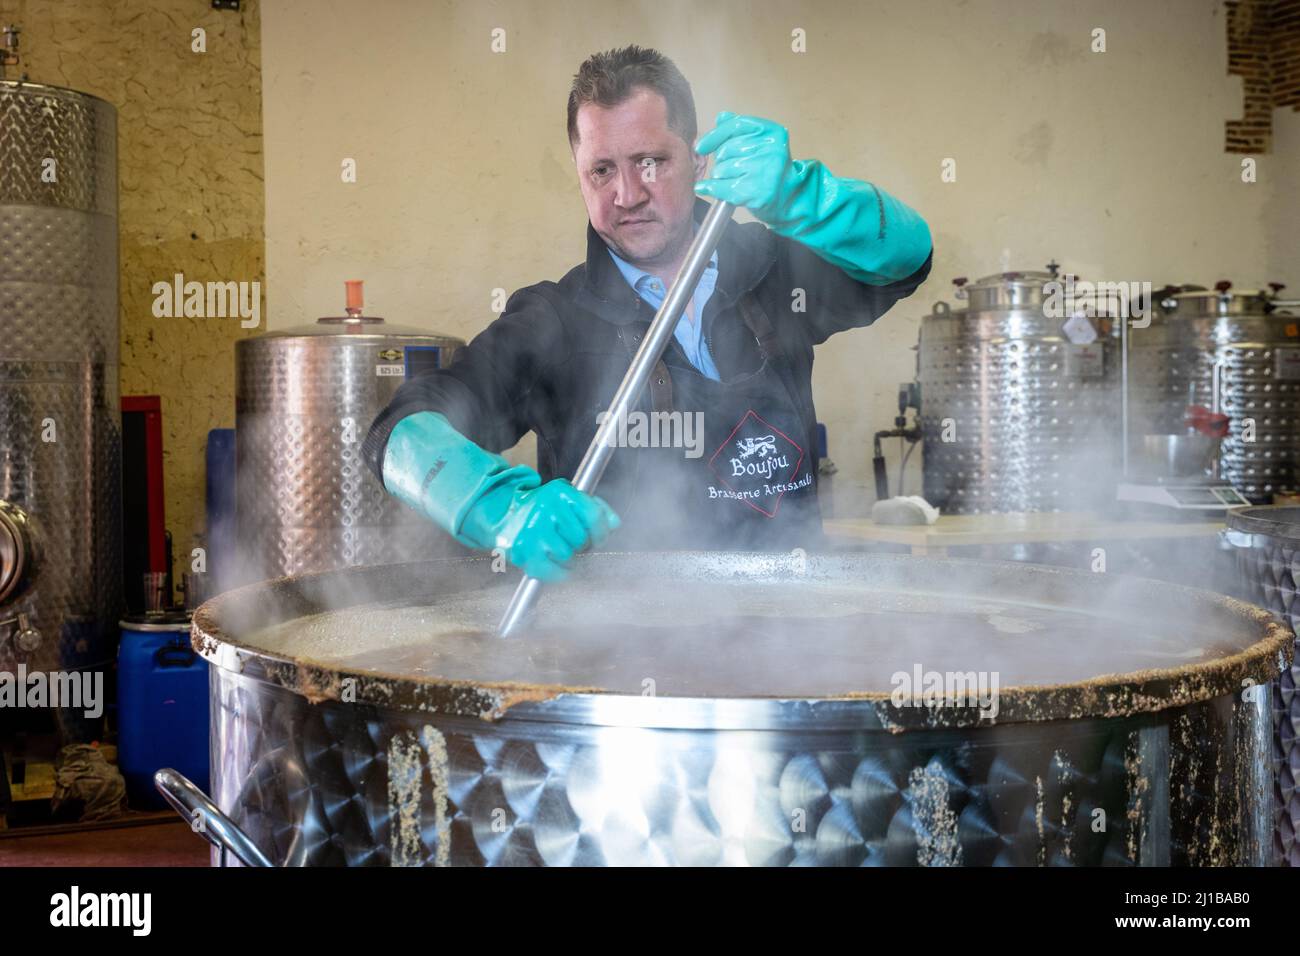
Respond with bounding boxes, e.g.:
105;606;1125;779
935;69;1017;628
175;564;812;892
693;111;932;285
381;411;620;582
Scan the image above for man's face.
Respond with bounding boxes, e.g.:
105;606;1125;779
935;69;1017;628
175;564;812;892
572;87;709;270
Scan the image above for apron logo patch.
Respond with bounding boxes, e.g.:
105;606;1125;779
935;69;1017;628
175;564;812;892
708;410;807;517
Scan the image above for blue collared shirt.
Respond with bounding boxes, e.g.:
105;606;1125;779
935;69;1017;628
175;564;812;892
607;242;721;381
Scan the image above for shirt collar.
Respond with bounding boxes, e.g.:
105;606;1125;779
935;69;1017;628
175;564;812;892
575;196;777;326
607;239;718;294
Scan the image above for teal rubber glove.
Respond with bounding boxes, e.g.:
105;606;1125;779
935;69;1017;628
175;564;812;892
693;111;931;284
381;411;620;582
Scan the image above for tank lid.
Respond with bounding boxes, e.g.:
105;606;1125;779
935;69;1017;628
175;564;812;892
964;269;1057;289
249;280;463;342
120;610;193;631
951;265;1068;312
0;78;116;109
253;321;459;341
1161;284;1276;317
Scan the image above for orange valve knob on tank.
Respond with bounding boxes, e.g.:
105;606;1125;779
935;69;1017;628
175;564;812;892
345;280;365;319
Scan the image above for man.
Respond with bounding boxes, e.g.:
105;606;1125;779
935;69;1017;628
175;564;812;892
363;45;932;582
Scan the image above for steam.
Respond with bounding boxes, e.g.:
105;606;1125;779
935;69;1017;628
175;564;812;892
230;553;1261;703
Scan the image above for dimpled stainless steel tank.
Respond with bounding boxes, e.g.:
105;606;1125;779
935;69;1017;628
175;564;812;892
0;81;120;678
1128;284;1300;503
1223;505;1300;866
186;552;1289;867
233;299;463;586
919;268;1118;513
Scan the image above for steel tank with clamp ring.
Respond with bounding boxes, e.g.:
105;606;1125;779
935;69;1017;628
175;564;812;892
918;263;1118;513
157;551;1290;867
233;282;465;588
1222;504;1300;865
1129;283;1300;504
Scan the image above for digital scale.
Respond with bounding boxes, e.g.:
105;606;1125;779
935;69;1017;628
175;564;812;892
1116;477;1250;514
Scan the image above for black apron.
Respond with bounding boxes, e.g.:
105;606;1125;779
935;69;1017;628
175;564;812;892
603;292;824;551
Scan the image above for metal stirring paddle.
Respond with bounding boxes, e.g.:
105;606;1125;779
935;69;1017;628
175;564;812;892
497;199;736;637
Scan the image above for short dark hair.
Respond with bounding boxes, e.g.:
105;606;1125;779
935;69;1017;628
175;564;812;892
567;45;697;150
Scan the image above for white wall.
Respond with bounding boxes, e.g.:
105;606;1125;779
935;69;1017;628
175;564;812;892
1268;108;1299;293
261;0;1297;512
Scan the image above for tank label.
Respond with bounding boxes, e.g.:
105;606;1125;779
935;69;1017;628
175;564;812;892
1275;348;1300;380
1061;312;1098;345
376;364;405;377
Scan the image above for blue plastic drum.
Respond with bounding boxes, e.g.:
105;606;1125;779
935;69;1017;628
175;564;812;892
116;612;209;810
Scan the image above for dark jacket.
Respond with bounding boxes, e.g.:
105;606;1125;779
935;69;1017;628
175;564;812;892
363;198;932;527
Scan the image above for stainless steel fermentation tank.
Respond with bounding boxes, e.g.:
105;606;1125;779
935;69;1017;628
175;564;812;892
1128;284;1300;503
918;268;1118;513
0;81;120;685
183;553;1290;867
233;298;463;585
1223;505;1300;866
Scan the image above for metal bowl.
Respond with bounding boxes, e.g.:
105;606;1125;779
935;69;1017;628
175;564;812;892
1130;433;1221;479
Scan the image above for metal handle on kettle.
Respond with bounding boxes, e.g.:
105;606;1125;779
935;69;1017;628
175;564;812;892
153;767;273;868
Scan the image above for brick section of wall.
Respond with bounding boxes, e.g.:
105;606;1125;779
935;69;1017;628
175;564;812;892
1226;0;1300;152
1226;0;1276;152
1274;0;1300;108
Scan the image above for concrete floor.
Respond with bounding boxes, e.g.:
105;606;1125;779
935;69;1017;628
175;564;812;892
0;820;210;867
